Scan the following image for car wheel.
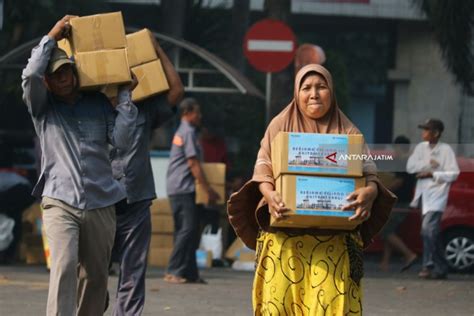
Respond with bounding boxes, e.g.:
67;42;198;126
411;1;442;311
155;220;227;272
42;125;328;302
444;229;474;272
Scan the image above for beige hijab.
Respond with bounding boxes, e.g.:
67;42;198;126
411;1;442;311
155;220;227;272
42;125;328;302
227;64;396;250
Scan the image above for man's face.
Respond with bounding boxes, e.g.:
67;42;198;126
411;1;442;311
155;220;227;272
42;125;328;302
187;105;202;127
421;128;439;142
45;64;76;98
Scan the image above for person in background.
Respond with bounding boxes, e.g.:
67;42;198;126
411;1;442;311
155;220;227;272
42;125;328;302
165;98;219;284
379;135;418;272
109;33;184;315
407;119;459;280
22;16;138;315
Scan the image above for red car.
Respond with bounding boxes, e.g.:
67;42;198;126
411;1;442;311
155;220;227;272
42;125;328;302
366;157;474;272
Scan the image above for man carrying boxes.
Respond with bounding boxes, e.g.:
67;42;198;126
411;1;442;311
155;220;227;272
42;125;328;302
22;15;138;316
109;28;184;315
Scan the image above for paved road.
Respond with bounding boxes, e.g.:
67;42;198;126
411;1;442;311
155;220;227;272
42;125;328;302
0;260;473;315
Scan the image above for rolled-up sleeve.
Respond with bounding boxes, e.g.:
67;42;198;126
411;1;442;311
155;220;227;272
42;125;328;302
21;36;55;117
107;89;138;149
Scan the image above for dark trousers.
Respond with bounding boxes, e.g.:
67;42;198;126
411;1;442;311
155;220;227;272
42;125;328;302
421;211;448;275
167;193;200;281
112;199;151;316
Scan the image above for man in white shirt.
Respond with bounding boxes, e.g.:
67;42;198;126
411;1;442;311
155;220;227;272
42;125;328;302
407;119;460;279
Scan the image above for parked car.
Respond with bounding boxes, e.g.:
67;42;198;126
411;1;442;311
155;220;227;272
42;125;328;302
366;157;474;273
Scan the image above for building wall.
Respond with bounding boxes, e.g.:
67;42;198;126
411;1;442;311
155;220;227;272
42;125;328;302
391;21;462;144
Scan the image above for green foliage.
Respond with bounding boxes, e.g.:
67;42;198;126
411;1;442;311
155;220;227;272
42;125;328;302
413;0;474;93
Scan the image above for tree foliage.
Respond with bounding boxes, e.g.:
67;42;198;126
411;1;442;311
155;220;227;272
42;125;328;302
413;0;474;93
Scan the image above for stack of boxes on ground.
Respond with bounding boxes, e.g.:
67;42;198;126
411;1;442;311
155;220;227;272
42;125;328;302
59;12;169;101
270;132;365;229
148;199;174;267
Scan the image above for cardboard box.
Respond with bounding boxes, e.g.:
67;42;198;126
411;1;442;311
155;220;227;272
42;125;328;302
75;49;131;88
58;39;73;57
270;174;365;229
196;183;226;205
69;12;126;53
196;249;212;268
224;238;254;261
151;214;174;233
148;247;173;267
100;84;119;100
150;233;174;248
201;163;226;184
271;132;364;178
195;163;226;205
126;28;158;67
131;59;169;102
150;198;172;216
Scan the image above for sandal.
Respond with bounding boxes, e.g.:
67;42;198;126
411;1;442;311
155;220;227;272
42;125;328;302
164;274;187;284
400;255;419;272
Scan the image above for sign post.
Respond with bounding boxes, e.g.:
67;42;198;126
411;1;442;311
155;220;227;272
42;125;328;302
243;19;297;124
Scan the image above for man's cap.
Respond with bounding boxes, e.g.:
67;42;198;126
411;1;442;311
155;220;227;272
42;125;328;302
47;47;74;74
418;118;444;132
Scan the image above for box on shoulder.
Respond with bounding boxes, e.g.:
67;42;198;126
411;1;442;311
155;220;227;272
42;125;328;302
271;132;364;178
131;59;169;102
69;12;126;53
270;174;365;230
126;28;158;67
74;49;131;89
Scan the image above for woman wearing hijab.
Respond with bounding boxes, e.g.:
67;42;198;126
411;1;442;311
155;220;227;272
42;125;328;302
228;64;396;315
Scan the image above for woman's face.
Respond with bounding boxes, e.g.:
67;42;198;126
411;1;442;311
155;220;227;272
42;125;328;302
297;73;331;119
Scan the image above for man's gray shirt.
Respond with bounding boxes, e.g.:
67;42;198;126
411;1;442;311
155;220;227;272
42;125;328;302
21;35;138;210
166;120;201;196
110;95;175;204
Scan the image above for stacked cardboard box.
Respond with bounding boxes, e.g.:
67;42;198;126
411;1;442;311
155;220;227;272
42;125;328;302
195;163;226;205
148;198;174;267
58;12;131;89
126;28;170;102
270;132;366;230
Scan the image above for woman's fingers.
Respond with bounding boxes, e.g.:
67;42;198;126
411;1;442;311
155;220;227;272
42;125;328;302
349;207;371;221
342;200;359;211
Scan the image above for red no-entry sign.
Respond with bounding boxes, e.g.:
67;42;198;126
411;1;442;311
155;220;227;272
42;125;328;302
243;19;297;73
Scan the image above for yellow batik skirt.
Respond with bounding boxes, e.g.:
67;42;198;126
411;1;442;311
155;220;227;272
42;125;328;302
253;231;364;316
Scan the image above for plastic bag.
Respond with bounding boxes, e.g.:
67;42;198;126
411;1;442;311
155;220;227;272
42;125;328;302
199;225;222;260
